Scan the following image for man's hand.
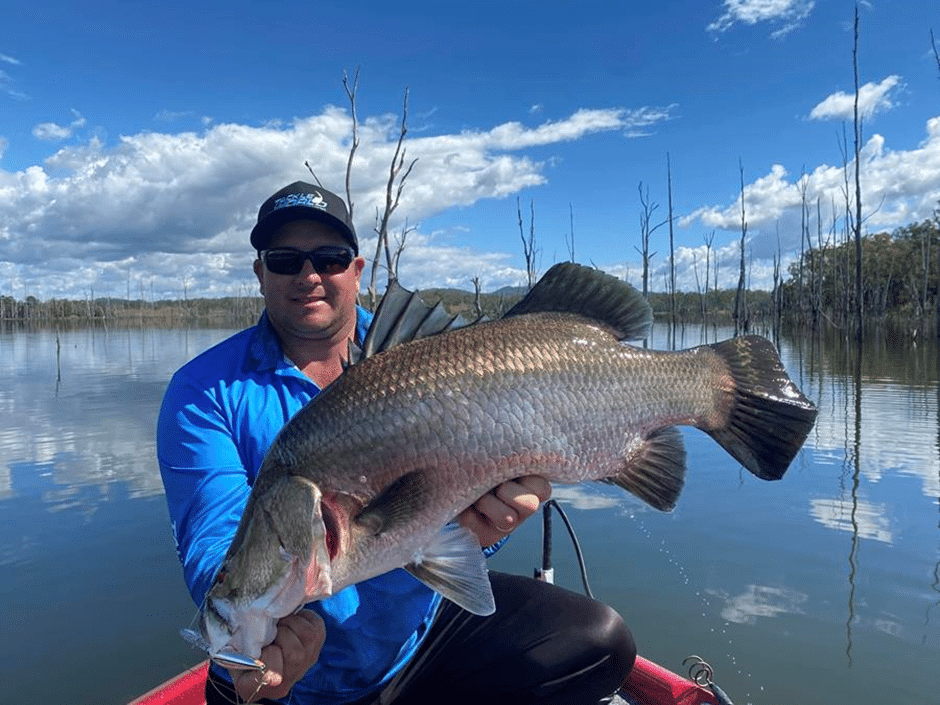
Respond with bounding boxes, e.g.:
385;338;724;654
229;609;325;703
458;475;552;548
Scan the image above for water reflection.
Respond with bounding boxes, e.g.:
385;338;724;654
809;498;892;543
0;321;938;704
0;325;236;505
552;485;624;511
707;584;808;625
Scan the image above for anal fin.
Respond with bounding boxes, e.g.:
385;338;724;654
405;522;495;616
603;426;686;511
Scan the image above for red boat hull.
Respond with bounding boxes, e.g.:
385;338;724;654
129;655;717;705
128;662;208;705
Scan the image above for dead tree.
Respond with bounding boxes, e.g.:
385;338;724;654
471;276;484;319
692;250;704;320
732;159;748;335
797;170;809;321
369;86;418;306
307;69;360;224
307;72;416;309
852;4;864;342
635;181;664;298
517;197;539;289
702;230;714;322
666;153;676;326
566;203;576;261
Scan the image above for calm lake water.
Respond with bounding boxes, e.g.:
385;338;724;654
0;320;937;704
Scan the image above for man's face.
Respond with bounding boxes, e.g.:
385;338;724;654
253;220;365;347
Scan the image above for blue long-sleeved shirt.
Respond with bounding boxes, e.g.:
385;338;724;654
156;309;442;703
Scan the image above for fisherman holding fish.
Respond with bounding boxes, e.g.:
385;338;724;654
158;182;638;703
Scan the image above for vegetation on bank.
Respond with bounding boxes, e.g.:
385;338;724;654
0;219;934;334
777;217;939;326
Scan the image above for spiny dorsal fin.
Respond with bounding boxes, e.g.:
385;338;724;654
504;262;652;342
356;280;475;362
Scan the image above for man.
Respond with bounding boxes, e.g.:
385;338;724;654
158;181;635;704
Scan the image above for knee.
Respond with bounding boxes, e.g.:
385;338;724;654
591;602;637;679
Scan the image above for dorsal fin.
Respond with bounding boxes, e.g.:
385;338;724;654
351;281;475;364
503;262;652;341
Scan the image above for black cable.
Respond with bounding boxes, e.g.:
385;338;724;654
542;498;594;599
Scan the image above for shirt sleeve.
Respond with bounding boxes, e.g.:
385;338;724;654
156;367;251;606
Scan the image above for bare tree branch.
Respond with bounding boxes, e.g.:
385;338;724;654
368;86;419;305
342;68;361;224
303;162;323;187
517;197;539;289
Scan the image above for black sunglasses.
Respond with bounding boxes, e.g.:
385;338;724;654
261;246;355;276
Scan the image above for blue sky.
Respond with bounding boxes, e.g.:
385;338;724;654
2;0;939;300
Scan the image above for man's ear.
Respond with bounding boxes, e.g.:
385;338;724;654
253;258;265;294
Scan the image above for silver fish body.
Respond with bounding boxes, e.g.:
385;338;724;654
200;263;817;660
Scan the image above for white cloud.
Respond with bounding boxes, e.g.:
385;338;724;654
0;104;665;300
0;66;28;101
0;137;7;159
32;109;87;141
154;109;190;122
681;116;940;261
809;75;902;121
0;54;21;65
32;122;72;141
708;0;814;38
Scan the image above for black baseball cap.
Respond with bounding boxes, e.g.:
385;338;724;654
250;181;358;254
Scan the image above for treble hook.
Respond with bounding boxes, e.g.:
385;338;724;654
682;655;736;705
683;654;715;686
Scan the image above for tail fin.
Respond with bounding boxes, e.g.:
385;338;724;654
705;336;817;480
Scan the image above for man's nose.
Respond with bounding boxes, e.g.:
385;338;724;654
297;258;321;279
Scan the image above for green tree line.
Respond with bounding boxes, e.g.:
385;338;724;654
777;216;939;327
0;294;263;325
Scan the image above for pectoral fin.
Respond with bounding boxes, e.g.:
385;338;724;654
405;522;496;616
354;470;432;536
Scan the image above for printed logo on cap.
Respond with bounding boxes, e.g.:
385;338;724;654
272;191;329;212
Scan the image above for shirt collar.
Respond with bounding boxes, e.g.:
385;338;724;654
248;307;374;373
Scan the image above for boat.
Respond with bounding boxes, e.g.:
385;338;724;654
132;505;733;705
129;654;724;705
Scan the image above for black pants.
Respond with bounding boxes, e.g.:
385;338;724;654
207;572;636;704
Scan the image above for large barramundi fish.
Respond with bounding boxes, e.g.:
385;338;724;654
199;262;817;661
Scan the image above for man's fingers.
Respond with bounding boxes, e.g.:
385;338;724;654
230;610;325;702
276;610;326;673
475;475;552;532
494;476;551;516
